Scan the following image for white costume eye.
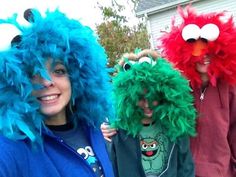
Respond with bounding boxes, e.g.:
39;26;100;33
0;24;21;51
182;24;201;41
142;144;148;149
200;23;220;41
123;60;135;71
139;56;152;64
150;143;157;148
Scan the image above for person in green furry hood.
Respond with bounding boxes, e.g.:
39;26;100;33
105;49;197;177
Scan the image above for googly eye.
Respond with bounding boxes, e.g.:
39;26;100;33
24;8;35;22
123;60;135;71
139;57;152;64
200;23;220;41
0;24;21;51
182;24;201;42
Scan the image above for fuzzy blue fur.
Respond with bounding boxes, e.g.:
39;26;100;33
0;9;113;144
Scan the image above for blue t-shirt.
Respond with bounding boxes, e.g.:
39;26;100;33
48;122;104;177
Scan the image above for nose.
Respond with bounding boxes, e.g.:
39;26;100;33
138;98;149;108
143;99;149;108
41;78;54;88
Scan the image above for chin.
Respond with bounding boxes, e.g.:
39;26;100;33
40;107;65;117
196;65;209;74
144;113;153;118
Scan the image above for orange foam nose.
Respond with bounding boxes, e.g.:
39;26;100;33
192;40;208;56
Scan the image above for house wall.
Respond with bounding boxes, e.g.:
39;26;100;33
147;0;236;49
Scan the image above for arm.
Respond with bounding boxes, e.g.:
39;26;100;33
229;86;236;174
0;158;15;177
106;136;118;177
177;136;195;177
0;138;20;177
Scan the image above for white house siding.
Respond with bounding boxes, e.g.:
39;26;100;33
147;0;236;49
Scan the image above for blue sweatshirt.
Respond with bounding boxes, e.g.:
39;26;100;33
0;125;114;177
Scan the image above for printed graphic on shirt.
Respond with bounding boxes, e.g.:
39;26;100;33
52;125;104;177
77;146;103;177
139;124;171;176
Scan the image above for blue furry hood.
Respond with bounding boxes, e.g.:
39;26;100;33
0;9;113;144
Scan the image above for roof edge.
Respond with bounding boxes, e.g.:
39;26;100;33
136;0;200;17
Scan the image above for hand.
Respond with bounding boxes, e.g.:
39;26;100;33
100;122;117;142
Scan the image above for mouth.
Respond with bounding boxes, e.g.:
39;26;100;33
198;55;211;65
142;149;157;157
144;108;153;117
203;59;210;65
38;94;60;103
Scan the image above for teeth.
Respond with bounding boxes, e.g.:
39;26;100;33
204;61;210;64
40;95;58;101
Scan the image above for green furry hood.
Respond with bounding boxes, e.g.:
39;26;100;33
112;50;196;141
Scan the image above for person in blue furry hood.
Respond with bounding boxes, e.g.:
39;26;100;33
0;9;114;177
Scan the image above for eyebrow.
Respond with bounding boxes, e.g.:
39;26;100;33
51;60;65;67
53;60;64;65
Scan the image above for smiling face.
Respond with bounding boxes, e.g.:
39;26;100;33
160;6;236;87
138;98;153;118
32;59;71;125
195;55;211;74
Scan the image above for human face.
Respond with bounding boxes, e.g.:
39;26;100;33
32;60;71;125
195;55;211;74
138;98;158;118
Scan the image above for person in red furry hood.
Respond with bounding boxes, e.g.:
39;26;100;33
159;5;236;177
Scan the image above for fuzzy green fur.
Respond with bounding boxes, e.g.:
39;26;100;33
112;55;196;141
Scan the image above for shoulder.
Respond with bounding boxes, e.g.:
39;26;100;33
217;80;236;93
175;136;191;153
0;135;29;176
0;135;24;151
112;129;138;145
0;135;29;159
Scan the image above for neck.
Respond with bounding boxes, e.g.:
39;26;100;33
141;118;154;125
200;73;209;87
45;110;67;126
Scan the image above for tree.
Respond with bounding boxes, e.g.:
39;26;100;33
96;0;150;68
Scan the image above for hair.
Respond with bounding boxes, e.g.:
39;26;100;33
112;49;196;141
159;5;236;88
0;9;113;145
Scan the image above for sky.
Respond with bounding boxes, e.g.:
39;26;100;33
0;0;139;30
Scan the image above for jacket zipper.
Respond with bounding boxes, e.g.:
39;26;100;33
200;87;207;101
59;138;97;177
158;143;175;177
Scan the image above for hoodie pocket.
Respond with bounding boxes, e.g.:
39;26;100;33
195;162;223;177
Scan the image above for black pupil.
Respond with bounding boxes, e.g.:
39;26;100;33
124;63;131;71
186;38;196;43
11;35;22;47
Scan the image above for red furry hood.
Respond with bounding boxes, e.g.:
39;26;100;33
159;5;236;88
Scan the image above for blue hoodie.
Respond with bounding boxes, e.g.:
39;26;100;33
0;9;114;177
0;123;114;177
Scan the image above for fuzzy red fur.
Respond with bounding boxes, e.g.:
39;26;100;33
159;5;236;88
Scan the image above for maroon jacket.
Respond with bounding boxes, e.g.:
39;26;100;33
191;81;236;177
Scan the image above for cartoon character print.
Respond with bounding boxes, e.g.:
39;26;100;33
77;146;103;176
77;146;97;164
140;132;169;175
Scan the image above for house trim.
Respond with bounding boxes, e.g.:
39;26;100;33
136;0;200;17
